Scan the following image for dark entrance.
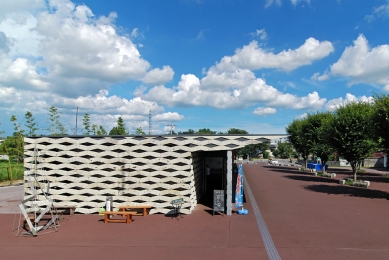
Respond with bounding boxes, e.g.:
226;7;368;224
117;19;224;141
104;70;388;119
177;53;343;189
200;151;227;208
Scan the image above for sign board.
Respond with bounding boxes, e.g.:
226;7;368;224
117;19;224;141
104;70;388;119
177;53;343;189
213;190;225;216
172;198;184;205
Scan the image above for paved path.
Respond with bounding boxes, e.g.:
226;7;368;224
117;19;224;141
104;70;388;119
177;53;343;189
244;163;389;259
0;185;24;214
1;164;389;259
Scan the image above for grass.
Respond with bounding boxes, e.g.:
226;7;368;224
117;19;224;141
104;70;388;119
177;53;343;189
0;160;24;183
344;180;354;186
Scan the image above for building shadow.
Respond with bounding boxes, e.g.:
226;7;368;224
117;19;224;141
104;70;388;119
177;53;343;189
304;184;389;200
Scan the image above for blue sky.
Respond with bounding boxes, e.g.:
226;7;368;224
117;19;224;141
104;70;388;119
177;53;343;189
0;0;388;136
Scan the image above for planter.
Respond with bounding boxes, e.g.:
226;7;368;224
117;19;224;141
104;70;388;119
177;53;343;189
352;181;370;188
323;172;336;178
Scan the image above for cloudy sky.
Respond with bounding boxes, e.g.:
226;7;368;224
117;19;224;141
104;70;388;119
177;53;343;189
0;0;388;136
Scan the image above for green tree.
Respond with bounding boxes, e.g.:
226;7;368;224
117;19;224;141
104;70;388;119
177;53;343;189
237;142;270;159
286;118;310;168
305;112;334;173
82;113;91;135
227;128;249;134
372;93;389;168
98;125;107;135
326;101;376;181
11;115;24;136
24;111;38;136
135;127;145;135
274;142;294;159
272;148;280;158
47;106;67;136
91;124;107;135
197;128;216;134
179;129;196;134
109;117;128;135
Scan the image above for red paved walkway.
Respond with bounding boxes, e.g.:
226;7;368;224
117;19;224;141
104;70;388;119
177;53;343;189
0;163;388;259
245;163;389;259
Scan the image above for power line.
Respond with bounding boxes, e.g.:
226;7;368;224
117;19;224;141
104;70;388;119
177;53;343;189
166;122;175;135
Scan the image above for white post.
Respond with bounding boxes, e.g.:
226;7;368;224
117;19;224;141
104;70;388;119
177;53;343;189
226;150;232;215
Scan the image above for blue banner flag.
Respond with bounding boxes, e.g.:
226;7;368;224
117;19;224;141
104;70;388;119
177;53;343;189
235;165;244;209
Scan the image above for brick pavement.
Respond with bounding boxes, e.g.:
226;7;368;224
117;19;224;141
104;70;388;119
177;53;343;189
0;163;388;259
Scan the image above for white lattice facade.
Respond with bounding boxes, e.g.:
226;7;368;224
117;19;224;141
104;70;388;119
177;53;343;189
24;135;276;214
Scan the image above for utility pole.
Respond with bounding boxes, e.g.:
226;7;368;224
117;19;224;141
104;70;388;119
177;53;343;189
74;107;78;135
166;122;175;135
148;109;152;135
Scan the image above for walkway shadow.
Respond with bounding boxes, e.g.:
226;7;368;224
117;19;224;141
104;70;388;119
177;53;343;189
284;175;338;184
304;184;389;200
269;168;307;175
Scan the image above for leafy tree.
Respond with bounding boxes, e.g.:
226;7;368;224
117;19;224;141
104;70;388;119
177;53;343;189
372;93;389;168
91;124;107;135
179;129;195;134
286;118;310;168
82;113;92;135
9;115;24;161
326;101;376;181
274;142;293;159
197;128;216;134
24;111;38;136
136;127;145;135
109;117;128;135
47;106;67;136
227;128;249;134
305;112;334;173
237;142;270;159
11;115;24;136
272;148;280;158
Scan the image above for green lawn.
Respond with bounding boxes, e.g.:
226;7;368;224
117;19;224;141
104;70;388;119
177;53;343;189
0;161;24;182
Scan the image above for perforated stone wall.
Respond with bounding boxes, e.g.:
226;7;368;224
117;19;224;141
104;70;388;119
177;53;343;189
24;135;273;214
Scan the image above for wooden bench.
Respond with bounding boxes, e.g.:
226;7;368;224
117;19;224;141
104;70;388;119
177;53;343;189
118;205;152;216
101;211;135;224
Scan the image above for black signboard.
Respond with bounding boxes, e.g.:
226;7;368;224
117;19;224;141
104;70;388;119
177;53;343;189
213;190;225;216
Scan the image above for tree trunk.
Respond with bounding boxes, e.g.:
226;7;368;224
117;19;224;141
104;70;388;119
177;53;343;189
322;160;326;174
351;162;357;182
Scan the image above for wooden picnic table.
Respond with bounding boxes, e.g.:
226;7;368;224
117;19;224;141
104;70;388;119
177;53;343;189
118;205;152;216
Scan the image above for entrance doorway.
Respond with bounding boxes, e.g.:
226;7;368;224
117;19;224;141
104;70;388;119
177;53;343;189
200;151;227;207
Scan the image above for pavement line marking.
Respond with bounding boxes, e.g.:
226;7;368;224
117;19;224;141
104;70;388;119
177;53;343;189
245;176;281;260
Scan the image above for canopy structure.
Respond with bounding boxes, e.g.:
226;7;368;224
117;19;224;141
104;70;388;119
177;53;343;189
24;134;287;215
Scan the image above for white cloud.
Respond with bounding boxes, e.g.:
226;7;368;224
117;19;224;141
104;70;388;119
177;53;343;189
196;29;208;40
265;0;282;8
326;34;389;90
296;113;307;119
324;93;373;111
201;61;256;90
0;0;174;98
153;112;185;122
365;0;389;22
290;0;310;6
138;75;327;110
250;29;267;40
311;72;329;81
253;107;276;116
264;0;310;8
0;84;185;134
0;0;46;19
230;38;334;72
142;66;174;85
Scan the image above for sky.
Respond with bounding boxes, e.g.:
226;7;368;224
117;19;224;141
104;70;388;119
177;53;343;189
0;0;388;136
